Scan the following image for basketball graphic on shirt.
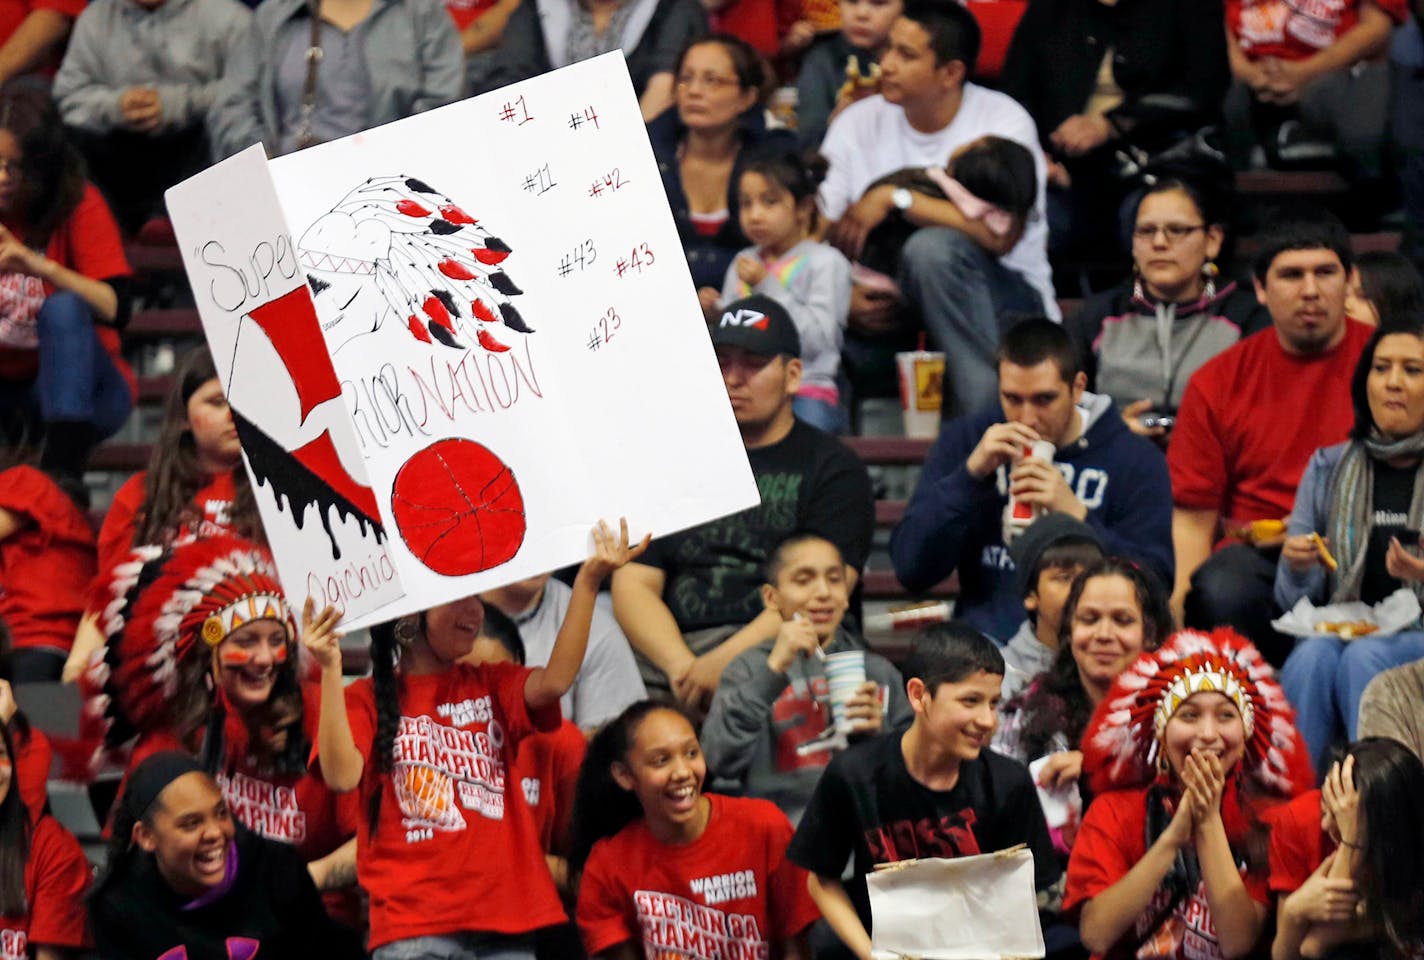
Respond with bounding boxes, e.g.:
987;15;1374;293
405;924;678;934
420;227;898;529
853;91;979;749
396;762;465;832
390;438;526;576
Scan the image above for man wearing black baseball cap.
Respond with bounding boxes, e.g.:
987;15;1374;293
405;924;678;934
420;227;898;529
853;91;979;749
612;294;874;710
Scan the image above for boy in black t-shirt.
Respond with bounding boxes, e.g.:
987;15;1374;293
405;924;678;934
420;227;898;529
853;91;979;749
787;622;1059;958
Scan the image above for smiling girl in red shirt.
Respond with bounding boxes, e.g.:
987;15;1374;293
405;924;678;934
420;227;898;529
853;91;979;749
570;700;820;960
307;518;648;959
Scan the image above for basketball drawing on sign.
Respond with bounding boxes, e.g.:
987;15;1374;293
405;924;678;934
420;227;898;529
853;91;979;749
391;438;526;576
297;176;534;354
226;284;386;559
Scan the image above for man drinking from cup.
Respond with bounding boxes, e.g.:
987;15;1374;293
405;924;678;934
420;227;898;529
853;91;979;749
891;317;1173;640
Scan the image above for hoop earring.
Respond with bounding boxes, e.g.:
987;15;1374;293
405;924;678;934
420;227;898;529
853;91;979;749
394;615;420;649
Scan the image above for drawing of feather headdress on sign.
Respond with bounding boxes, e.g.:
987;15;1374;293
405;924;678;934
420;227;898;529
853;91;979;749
298;175;535;354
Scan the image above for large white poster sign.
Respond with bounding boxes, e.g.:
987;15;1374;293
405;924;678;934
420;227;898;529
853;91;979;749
167;54;759;630
165;146;404;623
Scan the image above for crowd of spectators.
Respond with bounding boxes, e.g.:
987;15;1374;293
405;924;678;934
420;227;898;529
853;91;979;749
1;0;1424;955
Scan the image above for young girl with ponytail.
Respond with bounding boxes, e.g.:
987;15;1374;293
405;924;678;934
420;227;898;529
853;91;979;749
306;518;647;959
569;700;818;960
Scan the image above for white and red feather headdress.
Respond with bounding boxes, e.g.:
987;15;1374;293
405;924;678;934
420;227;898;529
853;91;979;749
1081;628;1314;798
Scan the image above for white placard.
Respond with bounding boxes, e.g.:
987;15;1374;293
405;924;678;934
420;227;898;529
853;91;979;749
867;848;1045;960
166;54;759;629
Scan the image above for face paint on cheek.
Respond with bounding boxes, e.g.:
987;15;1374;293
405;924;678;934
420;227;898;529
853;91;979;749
218;644;288;667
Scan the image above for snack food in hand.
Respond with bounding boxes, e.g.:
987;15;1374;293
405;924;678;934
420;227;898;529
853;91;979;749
1310;532;1338;572
1314;620;1377;639
836;57;882;102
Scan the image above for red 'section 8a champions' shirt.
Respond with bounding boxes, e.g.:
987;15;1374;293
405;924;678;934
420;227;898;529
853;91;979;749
342;663;565;948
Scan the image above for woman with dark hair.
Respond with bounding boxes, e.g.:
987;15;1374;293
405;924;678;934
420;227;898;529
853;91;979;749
1066;169;1271;442
995;557;1172;844
306;520;644;960
1269;737;1424;960
0;717;89;960
1275;320;1424;773
66;345;259;685
646;35;796;302
1066;628;1314;960
90;752;358;960
0;84;133;484
1345;250;1424;328
570;700;817;959
84;536;362;929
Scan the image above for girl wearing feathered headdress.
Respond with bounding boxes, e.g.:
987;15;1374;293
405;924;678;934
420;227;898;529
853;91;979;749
82;535;362;933
1065;628;1314;960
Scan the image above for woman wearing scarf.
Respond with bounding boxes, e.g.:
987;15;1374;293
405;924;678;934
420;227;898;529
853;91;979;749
1275;320;1424;774
89;751;359;960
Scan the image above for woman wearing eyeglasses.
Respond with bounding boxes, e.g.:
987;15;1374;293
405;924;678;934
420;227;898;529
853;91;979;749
646;35;795;308
1065;168;1270;442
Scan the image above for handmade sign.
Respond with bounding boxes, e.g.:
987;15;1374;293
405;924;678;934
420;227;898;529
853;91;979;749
166;53;759;629
866;848;1045;960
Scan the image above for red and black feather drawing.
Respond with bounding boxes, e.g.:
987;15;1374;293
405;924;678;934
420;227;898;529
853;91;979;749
297;176;534;354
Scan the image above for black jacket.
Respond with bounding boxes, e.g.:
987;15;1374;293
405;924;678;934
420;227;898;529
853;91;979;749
1000;0;1230;153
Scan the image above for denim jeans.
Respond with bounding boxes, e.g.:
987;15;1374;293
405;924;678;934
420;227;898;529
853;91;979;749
371;932;536;960
10;291;132;437
793;395;848;434
1280;629;1424;775
896;227;1044;420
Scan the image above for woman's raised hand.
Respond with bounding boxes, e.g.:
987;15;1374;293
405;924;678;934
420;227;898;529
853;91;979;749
578;517;651;586
1323;755;1361;848
301;598;345;673
1182;750;1227;826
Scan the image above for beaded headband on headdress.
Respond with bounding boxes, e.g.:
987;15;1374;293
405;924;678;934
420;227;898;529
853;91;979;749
194;575;290;648
1080;627;1314;798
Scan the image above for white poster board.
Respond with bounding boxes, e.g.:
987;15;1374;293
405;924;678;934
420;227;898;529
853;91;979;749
166;54;759;629
867;848;1045;960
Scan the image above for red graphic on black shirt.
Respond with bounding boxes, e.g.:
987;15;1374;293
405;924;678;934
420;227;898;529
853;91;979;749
390;438;525;576
865;809;982;862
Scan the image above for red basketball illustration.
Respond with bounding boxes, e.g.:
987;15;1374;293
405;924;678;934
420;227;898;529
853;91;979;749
390;439;526;576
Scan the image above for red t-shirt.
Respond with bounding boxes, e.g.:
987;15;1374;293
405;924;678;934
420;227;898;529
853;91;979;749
0;184;132;393
513;717;585;855
341;663;564;948
443;0;494;31
14;728;51;824
1227;0;1407;61
577;793;819;958
0;815;90;959
96;470;238;580
0;466;95;655
1065;789;1269;960
1168;322;1371;537
1264;789;1333;895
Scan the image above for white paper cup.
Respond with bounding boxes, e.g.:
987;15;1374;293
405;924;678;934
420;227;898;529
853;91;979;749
896;351;945;438
824;650;867;730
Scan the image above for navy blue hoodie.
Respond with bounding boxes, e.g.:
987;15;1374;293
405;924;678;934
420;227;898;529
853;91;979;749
889;393;1174;639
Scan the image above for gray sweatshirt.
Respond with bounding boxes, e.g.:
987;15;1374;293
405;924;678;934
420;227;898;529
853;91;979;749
54;0;253;135
702;629;911;824
1000;618;1056;704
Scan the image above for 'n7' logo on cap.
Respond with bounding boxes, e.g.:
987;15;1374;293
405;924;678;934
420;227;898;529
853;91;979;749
719;309;769;330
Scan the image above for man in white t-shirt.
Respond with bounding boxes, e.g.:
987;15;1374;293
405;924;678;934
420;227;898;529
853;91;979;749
820;0;1056;418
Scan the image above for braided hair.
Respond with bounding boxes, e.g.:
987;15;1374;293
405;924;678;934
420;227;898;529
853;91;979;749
366;618;405;833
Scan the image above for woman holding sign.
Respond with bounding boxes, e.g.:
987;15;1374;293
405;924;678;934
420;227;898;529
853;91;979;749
1066;628;1313;960
569;700;819;960
307;518;647;959
84;536;363;932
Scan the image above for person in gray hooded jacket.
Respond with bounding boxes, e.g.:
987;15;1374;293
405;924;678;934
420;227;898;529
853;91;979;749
702;532;910;824
207;0;463;160
54;0;251;232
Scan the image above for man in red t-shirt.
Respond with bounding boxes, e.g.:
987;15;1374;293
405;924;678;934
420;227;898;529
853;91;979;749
1223;0;1405;180
1168;207;1370;666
